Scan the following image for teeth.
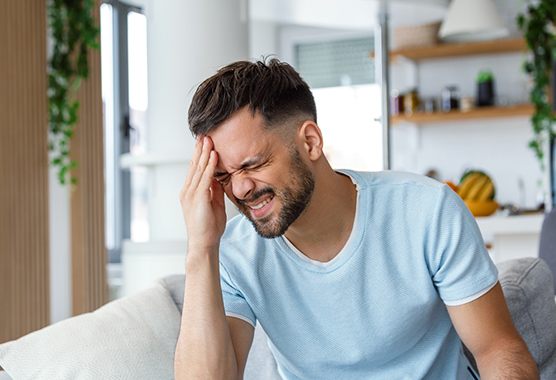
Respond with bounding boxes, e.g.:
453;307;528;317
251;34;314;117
250;196;273;210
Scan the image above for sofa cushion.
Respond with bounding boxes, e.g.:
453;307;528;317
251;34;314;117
0;281;180;380
498;258;556;378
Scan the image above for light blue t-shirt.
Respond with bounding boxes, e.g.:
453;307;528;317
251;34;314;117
219;170;498;379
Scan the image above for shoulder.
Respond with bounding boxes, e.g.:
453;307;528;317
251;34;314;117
342;169;465;221
339;169;445;193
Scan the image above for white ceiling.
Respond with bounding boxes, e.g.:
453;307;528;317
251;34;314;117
250;0;449;30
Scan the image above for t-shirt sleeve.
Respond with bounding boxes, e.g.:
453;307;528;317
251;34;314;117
427;185;499;304
220;262;257;327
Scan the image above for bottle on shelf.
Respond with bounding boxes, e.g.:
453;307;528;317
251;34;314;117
442;85;460;112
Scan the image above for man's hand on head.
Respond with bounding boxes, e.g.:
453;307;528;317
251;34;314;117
179;136;227;254
176;136;246;380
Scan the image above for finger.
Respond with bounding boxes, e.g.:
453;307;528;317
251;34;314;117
190;136;203;167
204;135;215;150
190;137;213;191
198;149;219;195
184;136;203;188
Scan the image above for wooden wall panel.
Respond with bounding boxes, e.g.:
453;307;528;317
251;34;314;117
71;0;108;315
0;0;50;343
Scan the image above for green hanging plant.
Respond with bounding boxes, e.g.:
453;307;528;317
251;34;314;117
517;0;556;172
48;0;100;185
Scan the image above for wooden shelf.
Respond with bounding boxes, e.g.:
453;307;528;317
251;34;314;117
390;38;527;62
392;103;534;125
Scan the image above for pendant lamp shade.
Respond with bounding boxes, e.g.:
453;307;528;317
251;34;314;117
439;0;509;42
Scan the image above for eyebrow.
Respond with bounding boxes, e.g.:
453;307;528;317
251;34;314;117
238;154;266;170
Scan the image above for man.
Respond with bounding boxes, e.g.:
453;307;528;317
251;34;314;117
175;59;538;379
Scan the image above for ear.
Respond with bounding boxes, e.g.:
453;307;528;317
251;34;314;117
298;121;324;161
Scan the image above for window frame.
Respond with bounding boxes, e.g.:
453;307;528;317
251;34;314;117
102;0;144;264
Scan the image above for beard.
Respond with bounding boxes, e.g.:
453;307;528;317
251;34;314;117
235;148;315;239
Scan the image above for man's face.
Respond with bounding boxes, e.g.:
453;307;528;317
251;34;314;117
208;108;315;238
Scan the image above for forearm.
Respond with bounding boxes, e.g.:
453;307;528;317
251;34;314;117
476;340;539;380
448;283;539;379
174;247;237;380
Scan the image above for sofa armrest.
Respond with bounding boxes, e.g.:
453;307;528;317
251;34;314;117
0;282;181;380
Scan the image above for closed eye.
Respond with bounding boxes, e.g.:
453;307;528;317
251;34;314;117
214;172;231;184
246;163;265;172
245;157;271;172
214;156;271;184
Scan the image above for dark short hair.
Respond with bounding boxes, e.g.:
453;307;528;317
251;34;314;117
188;58;317;137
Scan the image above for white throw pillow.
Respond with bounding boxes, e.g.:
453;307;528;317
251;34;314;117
0;281;180;380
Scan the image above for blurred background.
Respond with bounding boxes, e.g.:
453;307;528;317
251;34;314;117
1;0;554;343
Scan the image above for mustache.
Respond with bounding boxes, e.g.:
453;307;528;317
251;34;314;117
235;187;275;206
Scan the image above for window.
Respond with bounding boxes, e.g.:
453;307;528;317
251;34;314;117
296;37;375;88
312;85;383;172
295;37;383;171
127;11;149;243
101;0;148;299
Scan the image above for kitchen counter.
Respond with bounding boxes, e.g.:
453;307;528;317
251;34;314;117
475;213;545;264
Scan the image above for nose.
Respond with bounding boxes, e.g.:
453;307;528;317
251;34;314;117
231;173;256;201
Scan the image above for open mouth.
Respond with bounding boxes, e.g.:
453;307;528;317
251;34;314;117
249;195;274;210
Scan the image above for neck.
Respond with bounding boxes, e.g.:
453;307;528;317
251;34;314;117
284;165;357;262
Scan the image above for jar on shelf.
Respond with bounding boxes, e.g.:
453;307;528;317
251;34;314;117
390;89;404;116
423;97;437;114
461;96;475;111
404;88;419;116
442;85;460;112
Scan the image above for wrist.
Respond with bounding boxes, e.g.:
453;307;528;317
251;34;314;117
185;243;220;273
186;239;220;255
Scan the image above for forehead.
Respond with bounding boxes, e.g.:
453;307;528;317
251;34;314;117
207;108;283;170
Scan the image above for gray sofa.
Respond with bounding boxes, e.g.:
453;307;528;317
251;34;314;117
496;258;556;378
1;258;555;379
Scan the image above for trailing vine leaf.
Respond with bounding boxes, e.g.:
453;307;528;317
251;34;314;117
518;0;556;172
48;0;100;185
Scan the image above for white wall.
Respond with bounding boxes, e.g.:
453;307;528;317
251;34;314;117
145;0;249;242
391;118;541;208
391;53;529;104
48;29;71;323
390;52;541;209
49;164;71;323
249;20;279;60
120;0;249;295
